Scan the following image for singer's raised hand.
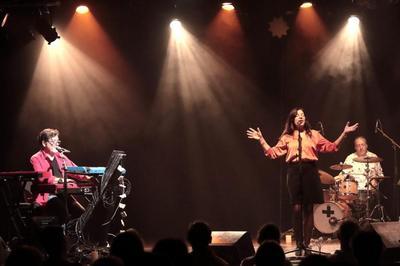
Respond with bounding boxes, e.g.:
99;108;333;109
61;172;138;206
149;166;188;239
343;121;359;134
246;127;263;140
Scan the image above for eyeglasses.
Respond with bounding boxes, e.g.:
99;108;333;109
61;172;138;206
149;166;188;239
47;138;61;145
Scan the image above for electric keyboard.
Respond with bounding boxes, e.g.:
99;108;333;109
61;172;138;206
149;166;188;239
32;184;95;195
0;171;42;181
65;166;106;175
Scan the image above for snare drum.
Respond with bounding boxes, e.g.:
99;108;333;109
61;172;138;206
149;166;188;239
314;201;351;234
338;177;358;201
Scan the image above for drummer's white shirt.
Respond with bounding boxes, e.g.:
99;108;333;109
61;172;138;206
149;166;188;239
343;151;383;190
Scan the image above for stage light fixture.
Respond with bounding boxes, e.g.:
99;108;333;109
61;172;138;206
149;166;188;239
76;5;89;14
170;18;182;30
1;13;9;28
222;2;235;11
347;15;360;27
347;15;360;34
35;9;60;44
300;2;313;8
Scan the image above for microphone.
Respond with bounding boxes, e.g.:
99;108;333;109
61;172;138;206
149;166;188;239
374;119;379;134
318;121;325;136
56;146;71;153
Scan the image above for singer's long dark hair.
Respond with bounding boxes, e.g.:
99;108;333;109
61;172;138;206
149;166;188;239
281;107;312;137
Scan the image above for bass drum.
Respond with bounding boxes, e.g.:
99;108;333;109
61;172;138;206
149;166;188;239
313;201;351;234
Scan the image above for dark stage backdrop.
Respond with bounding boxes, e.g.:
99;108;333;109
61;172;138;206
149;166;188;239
1;0;400;243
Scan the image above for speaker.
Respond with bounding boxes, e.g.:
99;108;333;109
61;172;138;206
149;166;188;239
371;222;400;264
210;231;255;266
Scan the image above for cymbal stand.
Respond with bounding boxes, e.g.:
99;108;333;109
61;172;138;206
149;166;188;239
368;179;390;222
358;163;374;223
365;161;371;219
376;122;400;219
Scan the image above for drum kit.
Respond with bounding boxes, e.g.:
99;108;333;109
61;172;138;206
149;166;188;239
314;156;391;235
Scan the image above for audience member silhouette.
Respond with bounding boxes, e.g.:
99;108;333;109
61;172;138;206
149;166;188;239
186;221;228;266
352;230;383;266
153;238;188;266
5;245;43;266
256;224;281;244
92;256;124;266
110;228;164;266
241;224;291;266
254;240;285;266
40;226;81;266
329;220;359;266
299;254;333;266
3;219;391;266
0;236;9;266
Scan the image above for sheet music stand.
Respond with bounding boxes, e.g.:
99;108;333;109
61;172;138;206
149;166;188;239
68;150;127;247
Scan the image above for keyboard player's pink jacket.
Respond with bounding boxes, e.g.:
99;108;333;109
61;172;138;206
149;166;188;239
30;150;88;206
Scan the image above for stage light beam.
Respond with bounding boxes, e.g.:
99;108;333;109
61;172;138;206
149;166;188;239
311;15;370;85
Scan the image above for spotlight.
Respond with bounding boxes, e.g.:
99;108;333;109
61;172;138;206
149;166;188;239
300;2;313;8
347;15;360;26
170;18;182;30
76;5;90;14
222;2;235;11
347;15;360;34
35;9;60;44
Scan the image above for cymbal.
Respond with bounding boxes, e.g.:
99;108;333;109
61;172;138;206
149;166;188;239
353;156;383;163
318;170;335;185
330;163;352;171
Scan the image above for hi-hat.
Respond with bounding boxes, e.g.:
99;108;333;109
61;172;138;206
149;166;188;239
330;163;352;171
318;170;335;185
353;156;383;163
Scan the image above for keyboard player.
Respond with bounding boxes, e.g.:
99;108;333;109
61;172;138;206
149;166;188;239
30;128;90;223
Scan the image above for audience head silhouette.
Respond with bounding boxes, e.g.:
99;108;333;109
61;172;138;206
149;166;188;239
187;221;212;250
299;254;333;266
255;240;285;266
92;256;124;266
352;230;383;266
40;226;66;258
337;220;359;250
110;228;145;263
5;245;43;266
257;223;281;244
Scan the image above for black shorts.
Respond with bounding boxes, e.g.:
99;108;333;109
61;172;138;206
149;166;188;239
287;161;323;205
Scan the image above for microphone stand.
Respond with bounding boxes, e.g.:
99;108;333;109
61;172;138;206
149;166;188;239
298;129;305;253
286;127;329;257
285;129;305;257
60;151;70;225
376;125;400;219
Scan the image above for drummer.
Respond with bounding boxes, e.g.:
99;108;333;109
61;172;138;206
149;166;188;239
340;136;383;191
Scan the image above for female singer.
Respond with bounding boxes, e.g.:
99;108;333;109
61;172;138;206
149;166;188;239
247;107;358;253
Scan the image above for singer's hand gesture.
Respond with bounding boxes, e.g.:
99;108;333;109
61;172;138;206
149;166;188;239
247;127;263;140
343;122;359;134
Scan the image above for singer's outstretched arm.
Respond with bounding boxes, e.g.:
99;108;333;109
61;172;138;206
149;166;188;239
334;122;359;147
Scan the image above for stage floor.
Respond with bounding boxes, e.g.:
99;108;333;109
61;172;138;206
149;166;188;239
281;237;339;256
